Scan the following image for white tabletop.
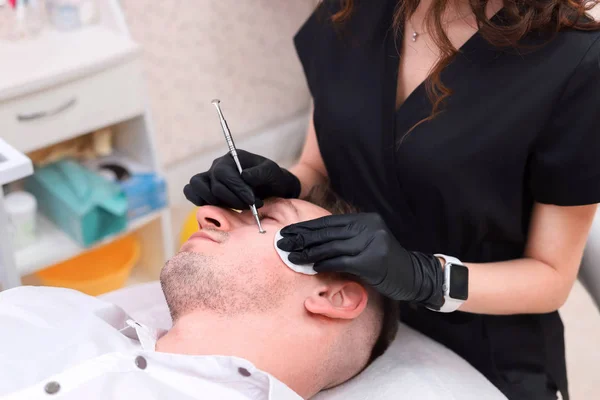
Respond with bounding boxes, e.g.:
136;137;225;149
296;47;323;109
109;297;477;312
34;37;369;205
0;25;139;101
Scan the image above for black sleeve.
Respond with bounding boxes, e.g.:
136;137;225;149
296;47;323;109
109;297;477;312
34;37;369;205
293;1;344;100
293;12;320;99
529;36;600;206
294;4;331;100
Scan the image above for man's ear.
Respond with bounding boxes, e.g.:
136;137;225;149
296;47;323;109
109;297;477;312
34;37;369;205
304;281;368;320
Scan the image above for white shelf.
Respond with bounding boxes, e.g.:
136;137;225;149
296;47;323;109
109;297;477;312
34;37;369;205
0;24;139;101
16;210;163;276
0;137;33;185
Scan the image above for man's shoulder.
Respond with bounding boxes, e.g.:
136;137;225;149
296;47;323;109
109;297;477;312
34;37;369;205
0;286;132;341
1;286;114;313
0;286;138;396
0;286;134;353
2;285;96;299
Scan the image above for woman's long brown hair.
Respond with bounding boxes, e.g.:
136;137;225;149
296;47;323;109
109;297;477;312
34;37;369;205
327;0;600;126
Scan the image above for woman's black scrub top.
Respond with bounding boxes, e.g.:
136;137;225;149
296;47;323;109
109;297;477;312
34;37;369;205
294;1;600;399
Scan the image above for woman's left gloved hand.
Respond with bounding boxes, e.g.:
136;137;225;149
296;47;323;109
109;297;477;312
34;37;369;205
277;213;445;308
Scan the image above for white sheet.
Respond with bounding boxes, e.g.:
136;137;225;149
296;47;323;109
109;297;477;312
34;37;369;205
101;282;507;400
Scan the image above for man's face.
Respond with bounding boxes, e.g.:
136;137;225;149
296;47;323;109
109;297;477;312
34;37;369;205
160;199;331;319
180;198;329;266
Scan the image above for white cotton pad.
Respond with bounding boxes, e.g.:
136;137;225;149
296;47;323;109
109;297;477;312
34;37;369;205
274;229;317;275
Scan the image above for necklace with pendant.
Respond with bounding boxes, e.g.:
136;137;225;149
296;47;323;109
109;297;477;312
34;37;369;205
408;13;468;42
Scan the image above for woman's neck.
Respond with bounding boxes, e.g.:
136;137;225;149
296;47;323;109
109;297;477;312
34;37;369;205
410;0;503;24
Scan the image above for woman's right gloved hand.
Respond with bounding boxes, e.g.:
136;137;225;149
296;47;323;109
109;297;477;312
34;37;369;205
183;149;301;209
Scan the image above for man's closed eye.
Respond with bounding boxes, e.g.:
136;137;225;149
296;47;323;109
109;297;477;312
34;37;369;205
258;212;276;221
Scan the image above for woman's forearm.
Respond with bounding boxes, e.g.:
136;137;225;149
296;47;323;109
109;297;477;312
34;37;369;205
289;107;329;198
446;203;595;315
458;257;573;315
289;162;328;199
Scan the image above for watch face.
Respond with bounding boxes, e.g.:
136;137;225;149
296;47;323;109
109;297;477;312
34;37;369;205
449;264;469;300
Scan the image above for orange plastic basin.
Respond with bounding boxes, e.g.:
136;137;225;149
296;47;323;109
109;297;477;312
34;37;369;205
35;235;140;296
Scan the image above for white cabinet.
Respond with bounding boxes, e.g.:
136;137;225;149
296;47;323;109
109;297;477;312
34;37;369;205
0;60;146;153
0;0;174;290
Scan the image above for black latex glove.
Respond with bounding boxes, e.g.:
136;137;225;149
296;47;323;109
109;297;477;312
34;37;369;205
183;150;301;209
277;213;445;307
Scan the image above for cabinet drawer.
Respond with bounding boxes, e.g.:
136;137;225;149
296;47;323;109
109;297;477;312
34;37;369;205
0;60;145;153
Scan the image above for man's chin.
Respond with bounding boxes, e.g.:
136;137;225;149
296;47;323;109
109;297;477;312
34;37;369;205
161;251;210;278
160;251;291;319
159;251;219;320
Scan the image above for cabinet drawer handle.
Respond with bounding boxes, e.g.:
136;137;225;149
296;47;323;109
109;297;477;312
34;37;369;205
16;98;77;122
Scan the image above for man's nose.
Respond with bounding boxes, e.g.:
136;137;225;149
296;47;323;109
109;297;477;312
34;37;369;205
196;206;242;231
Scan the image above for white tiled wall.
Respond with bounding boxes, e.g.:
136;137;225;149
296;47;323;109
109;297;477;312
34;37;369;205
120;0;317;167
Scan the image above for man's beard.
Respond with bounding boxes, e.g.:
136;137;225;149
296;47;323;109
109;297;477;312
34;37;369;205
160;245;291;321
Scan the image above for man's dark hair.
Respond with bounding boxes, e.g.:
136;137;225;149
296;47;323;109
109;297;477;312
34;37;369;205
304;185;400;365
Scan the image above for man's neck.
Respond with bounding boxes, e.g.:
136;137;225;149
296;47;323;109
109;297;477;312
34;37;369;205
155;310;329;399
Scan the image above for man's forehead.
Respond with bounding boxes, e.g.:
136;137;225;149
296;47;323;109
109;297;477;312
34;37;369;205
263;198;331;220
263;198;300;216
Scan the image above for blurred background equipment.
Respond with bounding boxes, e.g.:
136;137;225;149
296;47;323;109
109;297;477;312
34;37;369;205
180;208;199;247
0;0;173;293
24;159;127;247
85;152;167;222
4;190;37;249
46;0;98;31
28;128;113;166
0;137;34;289
35;234;140;295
